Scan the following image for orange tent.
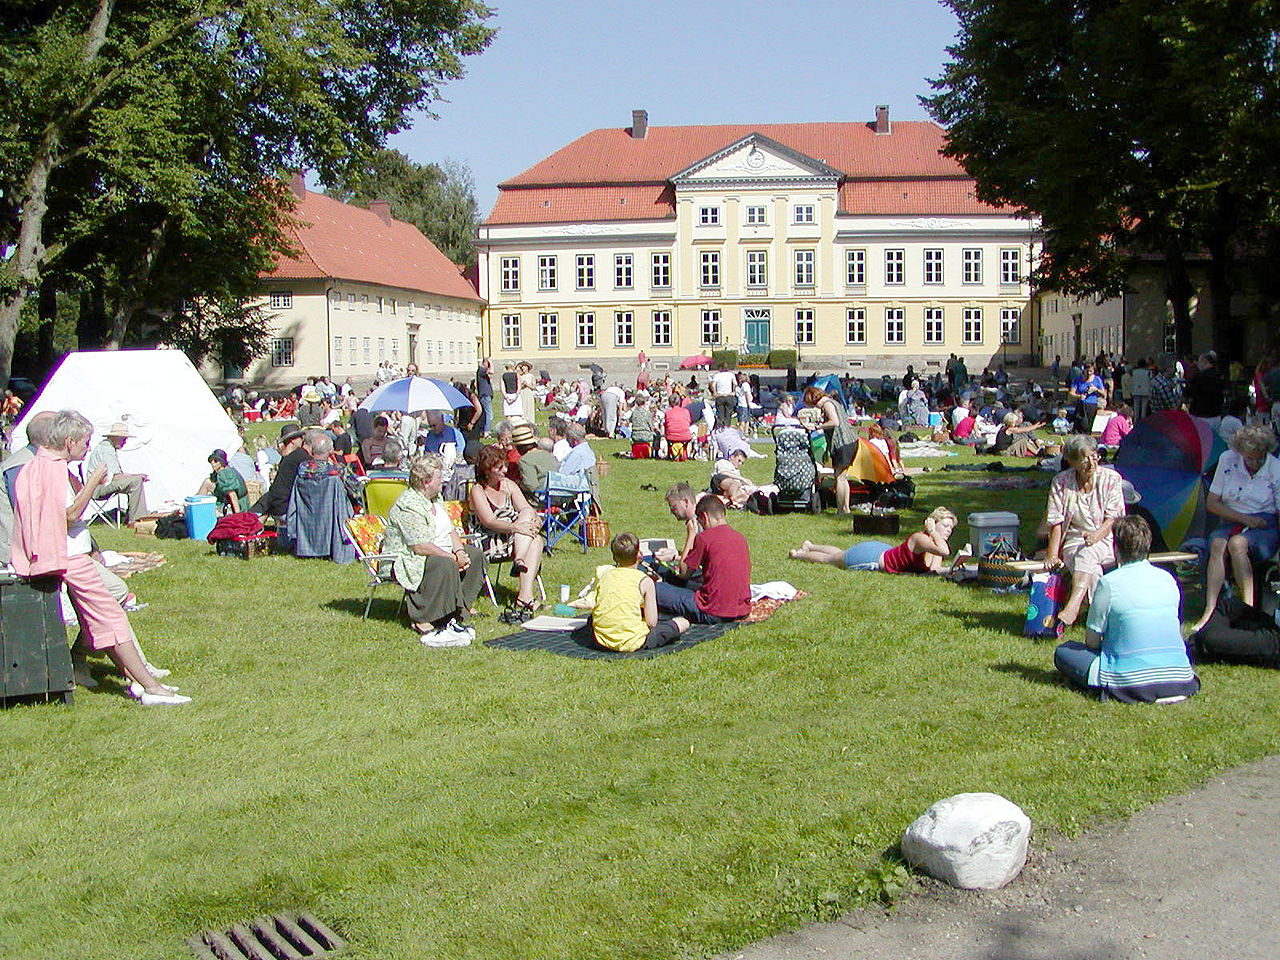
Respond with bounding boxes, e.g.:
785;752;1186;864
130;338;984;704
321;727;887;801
846;438;895;484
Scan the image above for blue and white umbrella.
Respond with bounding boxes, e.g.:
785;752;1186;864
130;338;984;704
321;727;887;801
358;376;472;413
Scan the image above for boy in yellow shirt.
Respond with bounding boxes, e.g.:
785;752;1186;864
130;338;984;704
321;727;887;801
591;531;691;652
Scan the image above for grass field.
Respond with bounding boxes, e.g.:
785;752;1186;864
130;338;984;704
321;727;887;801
2;429;1278;960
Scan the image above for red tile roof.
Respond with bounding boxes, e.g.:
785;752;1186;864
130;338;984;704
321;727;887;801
484;121;1006;225
267;188;482;302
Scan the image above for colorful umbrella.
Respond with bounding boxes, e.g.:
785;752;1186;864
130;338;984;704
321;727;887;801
358;376;472;413
1115;410;1224;547
679;354;711;369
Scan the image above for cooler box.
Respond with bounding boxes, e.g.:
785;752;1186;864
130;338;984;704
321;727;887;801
928;411;942;427
184;496;218;541
968;511;1020;557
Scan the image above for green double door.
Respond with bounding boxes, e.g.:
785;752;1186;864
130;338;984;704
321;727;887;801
744;308;770;355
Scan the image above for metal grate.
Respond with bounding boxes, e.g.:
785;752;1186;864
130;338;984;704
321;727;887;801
188;911;346;960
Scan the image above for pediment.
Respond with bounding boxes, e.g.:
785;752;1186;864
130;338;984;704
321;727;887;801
672;134;844;186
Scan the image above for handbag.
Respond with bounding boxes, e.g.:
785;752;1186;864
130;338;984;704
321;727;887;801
1023;571;1067;637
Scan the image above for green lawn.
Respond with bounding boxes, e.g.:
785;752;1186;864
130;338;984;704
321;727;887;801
2;432;1278;960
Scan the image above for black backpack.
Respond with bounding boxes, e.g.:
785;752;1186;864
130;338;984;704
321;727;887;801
154;513;188;539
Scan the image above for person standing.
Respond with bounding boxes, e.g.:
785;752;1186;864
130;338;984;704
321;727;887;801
1129;359;1152;420
475;357;494;436
710;366;737;428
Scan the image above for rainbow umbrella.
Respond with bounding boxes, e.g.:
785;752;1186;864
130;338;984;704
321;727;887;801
1115;410;1225;547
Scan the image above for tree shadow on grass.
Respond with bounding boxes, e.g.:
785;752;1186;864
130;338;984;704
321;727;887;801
990;660;1067;688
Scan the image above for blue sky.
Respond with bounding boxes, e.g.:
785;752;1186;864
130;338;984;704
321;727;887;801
387;0;962;215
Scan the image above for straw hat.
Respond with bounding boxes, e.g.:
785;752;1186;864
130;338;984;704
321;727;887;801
105;421;133;438
511;422;537;450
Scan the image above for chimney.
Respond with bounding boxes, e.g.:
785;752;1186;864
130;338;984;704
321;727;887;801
288;170;306;199
631;109;648;139
370;199;393;225
874;104;890;135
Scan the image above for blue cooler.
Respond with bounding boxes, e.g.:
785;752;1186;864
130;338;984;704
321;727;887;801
928;411;942;427
184;496;218;541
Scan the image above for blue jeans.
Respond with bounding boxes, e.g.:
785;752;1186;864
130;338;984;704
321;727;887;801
479;396;493;435
1054;640;1099;688
655;580;722;624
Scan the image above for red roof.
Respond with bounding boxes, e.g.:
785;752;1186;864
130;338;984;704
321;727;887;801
267;188;482;302
485;121;1005;225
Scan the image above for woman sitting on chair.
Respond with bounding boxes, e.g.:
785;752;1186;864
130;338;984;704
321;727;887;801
468;444;545;623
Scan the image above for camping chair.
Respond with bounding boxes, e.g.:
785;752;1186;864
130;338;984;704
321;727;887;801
448;498;546;609
342;514;404;620
363;477;409;519
541;471;592;551
286;472;356;563
339;451;365;477
84;491;126;528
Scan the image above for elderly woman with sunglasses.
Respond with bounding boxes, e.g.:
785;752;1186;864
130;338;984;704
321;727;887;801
1044;434;1127;626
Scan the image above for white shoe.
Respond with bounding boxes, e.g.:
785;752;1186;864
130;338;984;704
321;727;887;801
137;689;191;706
128;680;179;697
447;619;477;643
145;663;171;679
420;623;471;648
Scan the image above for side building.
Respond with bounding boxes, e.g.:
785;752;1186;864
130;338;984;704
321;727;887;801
475;108;1037;381
209;176;484;389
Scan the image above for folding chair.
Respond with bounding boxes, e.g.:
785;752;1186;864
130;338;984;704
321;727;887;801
446;499;545;608
340;451;366;476
541;471;592;552
342;514;404;620
84;491;125;528
363;477;409;519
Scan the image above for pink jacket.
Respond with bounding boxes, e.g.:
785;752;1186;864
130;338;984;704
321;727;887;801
11;448;70;576
1100;414;1133;447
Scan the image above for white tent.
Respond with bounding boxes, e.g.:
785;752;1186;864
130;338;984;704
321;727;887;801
10;349;241;510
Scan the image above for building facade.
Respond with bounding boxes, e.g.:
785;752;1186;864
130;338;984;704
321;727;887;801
212;178;484;389
476;109;1038;380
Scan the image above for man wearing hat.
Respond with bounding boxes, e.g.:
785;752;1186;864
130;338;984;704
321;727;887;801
251;424;308;525
512;423;557;500
85;420;149;525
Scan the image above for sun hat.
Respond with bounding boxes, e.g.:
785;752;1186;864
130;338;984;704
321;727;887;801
278;424;305;444
511;423;537;449
301;387;322;403
105;421;133;438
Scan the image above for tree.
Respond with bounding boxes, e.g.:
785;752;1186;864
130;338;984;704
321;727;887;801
330;150;480;267
923;0;1280;360
0;0;494;382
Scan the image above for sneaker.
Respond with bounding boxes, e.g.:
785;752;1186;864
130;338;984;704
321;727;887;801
420;624;470;648
72;662;99;689
122;593;149;612
447;619;476;643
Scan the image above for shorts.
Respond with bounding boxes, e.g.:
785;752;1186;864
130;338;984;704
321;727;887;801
1211;514;1279;561
844;540;890;571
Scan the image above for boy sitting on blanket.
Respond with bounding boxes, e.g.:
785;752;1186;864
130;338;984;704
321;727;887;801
656;496;752;624
590;532;691;652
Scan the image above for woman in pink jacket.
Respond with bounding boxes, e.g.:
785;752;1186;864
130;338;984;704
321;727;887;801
12;410;189;706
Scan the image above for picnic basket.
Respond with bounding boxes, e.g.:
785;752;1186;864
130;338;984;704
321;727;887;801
586;515;610;548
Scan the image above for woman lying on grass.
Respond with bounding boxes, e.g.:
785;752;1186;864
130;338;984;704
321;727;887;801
788;506;956;574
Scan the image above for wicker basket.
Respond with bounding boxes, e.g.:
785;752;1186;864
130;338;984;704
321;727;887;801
595;458;612;479
586;516;611;548
978;552;1026;586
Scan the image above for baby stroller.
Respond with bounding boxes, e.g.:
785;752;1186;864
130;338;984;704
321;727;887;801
772;424;820;513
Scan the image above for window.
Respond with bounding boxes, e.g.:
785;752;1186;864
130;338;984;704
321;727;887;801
885;308;905;344
793;203;815;224
651;252;671;288
378;337;386;361
963;307;983;344
794;249;815;287
924;307;944;344
347;293;355;311
962;248;983;284
614;254;632;289
408;301;415;317
576;312;595;347
576;254;594;290
539;313;558;348
348;337;357;362
1000;307;1021;344
746;249;768;287
391;338;399;361
270;290;293;310
361;294;369;311
699;206;720;225
269;338;294;366
332;336;342;366
362;337;371;362
376;296;384;314
1000;248;1021;285
700;250;720;288
652;310;672;346
500;257;520;291
846;249;866;285
700;310;721;346
745;205;767;225
502;314;521;349
389;299;396;316
884;249;905;284
923;248;944;284
614;311;634;347
538;256;557;291
795;308;815;345
846;307;866;345
329;290;341;309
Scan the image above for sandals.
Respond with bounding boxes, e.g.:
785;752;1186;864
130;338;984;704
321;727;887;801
499;598;539;625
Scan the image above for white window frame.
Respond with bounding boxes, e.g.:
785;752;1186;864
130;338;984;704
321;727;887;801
846;249;866;285
408;301;415;317
700;250;720;288
500;256;520;291
794;249;815;287
963;307;983;344
746;249;768;288
361;294;369;312
332;336;342;366
378;337;386;360
846;307;866;345
575;311;595;348
700;310;721;347
651;252;671;289
614;311;634;347
923;248;944;285
698;206;720;225
793;203;815;224
1000;248;1021;285
362;337;371;362
538;255;557;291
962;248;983;284
376;296;384;315
269;290;293;310
575;254;595;290
923;307;944;344
270;337;294;367
347;293;356;311
652;310;672;347
745;204;767;225
502;314;521;349
884;249;905;285
795;308;815;345
885;308;905;344
348;336;357;362
1000;307;1021;345
391;338;399;361
614;254;633;289
538;312;559;348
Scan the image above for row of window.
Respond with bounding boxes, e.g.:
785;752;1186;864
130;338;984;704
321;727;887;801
696;203;816;226
500;307;1021;350
500;247;1023;293
269;336;475;368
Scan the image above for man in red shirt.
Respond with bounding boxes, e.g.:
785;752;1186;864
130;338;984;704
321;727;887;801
655;496;751;623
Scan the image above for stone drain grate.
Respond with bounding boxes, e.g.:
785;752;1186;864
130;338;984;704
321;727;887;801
187;911;345;959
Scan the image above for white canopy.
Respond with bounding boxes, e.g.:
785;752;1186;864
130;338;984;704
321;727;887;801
10;349;241;509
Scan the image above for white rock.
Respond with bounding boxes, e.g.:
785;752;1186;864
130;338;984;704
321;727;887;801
900;792;1031;889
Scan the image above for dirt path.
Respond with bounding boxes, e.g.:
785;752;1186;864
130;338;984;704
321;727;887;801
730;755;1280;960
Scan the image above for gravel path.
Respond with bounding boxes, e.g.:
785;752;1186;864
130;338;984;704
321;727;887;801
730;755;1280;960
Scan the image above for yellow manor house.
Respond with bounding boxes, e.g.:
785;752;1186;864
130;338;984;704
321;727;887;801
476;107;1038;380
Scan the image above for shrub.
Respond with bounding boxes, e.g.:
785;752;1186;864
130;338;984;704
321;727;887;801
711;349;738;370
768;348;798;369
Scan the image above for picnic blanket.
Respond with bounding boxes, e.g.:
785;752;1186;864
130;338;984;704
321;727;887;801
98;550;166;579
897;441;957;458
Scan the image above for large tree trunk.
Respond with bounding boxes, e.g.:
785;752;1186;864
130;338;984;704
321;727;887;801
1164;245;1194;358
107;216;170;348
1205;185;1239;361
36;278;58;376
